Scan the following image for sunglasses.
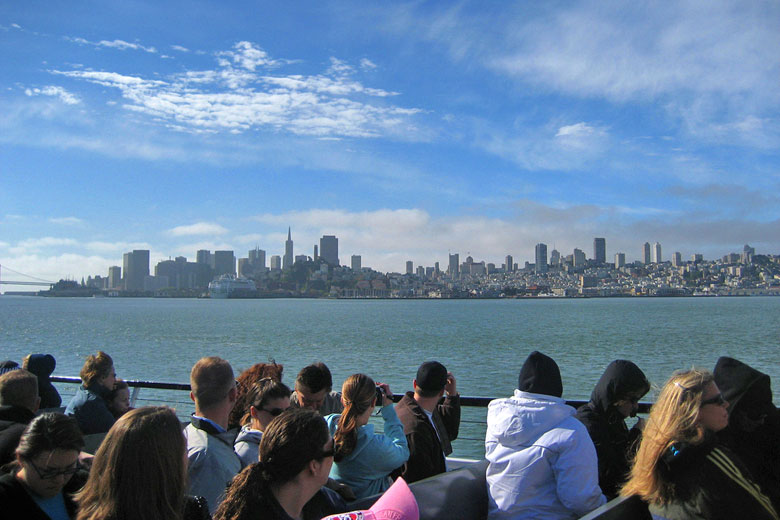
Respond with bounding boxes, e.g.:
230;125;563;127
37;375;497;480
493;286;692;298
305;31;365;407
318;447;335;459
28;460;80;480
701;393;727;407
263;407;286;417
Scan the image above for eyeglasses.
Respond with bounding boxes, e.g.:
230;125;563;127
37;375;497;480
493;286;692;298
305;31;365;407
701;393;727;407
318;447;335;459
263;407;286;417
28;459;79;480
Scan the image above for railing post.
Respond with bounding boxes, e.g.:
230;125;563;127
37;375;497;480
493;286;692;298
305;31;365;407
130;386;141;407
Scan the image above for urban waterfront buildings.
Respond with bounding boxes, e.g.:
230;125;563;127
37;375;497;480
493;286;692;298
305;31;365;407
123;249;149;291
283;228;293;270
535;243;548;273
320;235;339;266
594;238;606;265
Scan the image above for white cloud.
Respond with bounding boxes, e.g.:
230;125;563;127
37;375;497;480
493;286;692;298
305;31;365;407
49;216;84;225
67;36;157;53
217;41;276;70
171;45;190;52
168;222;229;236
85;241;152;254
24;86;81;105
360;58;377;70
9;237;78;255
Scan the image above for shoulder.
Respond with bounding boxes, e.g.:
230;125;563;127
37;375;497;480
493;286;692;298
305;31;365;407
183;495;211;520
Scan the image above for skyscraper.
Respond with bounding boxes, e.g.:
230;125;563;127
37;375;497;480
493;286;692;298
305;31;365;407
108;266;121;289
593;238;606;265
406;261;413;274
351;255;361;271
535;243;548;273
615;253;626;268
448;253;459;278
123;250;149;291
550;249;561;266
248;247;266;269
652;242;662;263
270;255;281;271
573;248;586;268
283;227;293;270
643;242;651;265
319;235;339;266
505;255;513;272
672;251;682;267
214;250;236;276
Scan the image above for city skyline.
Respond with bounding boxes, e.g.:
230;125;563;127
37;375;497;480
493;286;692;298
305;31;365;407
2;2;779;290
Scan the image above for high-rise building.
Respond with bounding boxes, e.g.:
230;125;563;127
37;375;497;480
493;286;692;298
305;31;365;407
351;255;361;271
643;242;651;265
434;262;440;276
550;249;561;266
270;255;281;271
406;261;413;274
416;266;425;277
196;249;213;267
123;250;150;291
248;247;266;269
283;228;293;270
320;235;339;266
108;266;121;289
593;238;606;265
448;253;459;278
214;250;236;276
652;242;662;264
614;252;626;268
535;243;548;273
505;255;513;272
573;248;586;268
313;244;318;261
672;252;682;267
691;253;703;263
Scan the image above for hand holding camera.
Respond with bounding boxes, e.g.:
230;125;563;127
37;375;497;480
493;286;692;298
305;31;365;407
375;382;393;407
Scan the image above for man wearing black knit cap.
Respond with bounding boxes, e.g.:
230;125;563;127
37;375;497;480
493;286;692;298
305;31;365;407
485;351;605;519
393;361;460;483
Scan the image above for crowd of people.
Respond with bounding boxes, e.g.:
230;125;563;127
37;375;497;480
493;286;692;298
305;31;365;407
0;348;777;520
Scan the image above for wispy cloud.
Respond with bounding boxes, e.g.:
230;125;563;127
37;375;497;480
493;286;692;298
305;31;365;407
9;237;78;255
67;36;157;53
49;216;84;225
168;222;229;237
24;86;81;105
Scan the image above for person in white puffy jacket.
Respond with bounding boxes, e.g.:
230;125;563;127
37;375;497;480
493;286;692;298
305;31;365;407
485;351;606;520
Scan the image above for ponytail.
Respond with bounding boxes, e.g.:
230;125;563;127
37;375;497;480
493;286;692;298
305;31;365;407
334;374;376;462
213;464;269;520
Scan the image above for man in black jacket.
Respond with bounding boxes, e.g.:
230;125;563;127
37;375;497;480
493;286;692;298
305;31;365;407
0;369;40;466
393;361;460;483
575;359;650;499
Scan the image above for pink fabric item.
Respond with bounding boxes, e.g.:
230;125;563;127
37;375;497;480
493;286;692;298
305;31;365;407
321;478;419;520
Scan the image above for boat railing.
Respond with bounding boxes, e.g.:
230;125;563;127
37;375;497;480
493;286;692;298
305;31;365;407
50;375;652;459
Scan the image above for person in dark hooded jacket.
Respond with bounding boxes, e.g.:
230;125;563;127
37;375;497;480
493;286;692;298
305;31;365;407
714;356;780;511
23;354;62;410
575;359;650;499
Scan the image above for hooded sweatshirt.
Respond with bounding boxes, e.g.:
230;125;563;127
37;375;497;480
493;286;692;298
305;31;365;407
486;351;606;520
575;360;649;498
714;356;780;511
25;354;62;409
233;425;264;468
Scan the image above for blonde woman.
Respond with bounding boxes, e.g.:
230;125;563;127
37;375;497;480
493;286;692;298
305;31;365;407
325;374;409;499
622;368;778;520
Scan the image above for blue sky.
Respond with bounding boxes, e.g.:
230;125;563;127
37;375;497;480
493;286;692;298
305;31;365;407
1;1;779;289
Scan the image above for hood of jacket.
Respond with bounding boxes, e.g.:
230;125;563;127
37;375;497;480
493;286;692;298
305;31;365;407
24;354;56;379
714;357;774;417
588;360;650;414
234;425;263;445
487;389;575;447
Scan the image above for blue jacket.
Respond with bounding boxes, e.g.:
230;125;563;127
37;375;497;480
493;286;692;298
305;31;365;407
65;383;115;435
325;404;409;499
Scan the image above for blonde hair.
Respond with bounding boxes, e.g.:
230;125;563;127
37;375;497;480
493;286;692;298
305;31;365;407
333;374;376;461
621;369;714;504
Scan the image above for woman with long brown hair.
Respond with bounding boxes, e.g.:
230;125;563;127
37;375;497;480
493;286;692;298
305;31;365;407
621;368;778;520
65;351;117;434
325;374;409;499
75;406;209;520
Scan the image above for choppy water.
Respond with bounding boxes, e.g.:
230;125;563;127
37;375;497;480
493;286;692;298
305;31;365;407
2;296;778;458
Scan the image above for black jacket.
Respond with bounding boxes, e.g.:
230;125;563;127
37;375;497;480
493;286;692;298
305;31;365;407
393;392;460;483
714;356;780;511
0;470;85;520
25;354;62;409
0;405;36;466
650;440;778;520
575;360;649;499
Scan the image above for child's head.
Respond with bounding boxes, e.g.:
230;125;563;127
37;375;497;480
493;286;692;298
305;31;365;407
108;380;130;417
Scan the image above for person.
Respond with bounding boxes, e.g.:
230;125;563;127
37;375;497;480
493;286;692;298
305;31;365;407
621;368;778;520
0;369;41;466
64;351;116;435
75;406;210;520
290;362;344;415
184;356;242;514
106;379;131;419
325;373;409;499
575;359;651;498
0;360;20;376
714;356;780;511
320;477;419;520
393;361;461;483
23;354;62;409
234;377;292;467
229;361;284;430
214;408;338;520
0;412;85;520
485;351;606;519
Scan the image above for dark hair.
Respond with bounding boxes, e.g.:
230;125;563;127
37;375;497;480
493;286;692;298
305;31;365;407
190;356;234;410
0;369;38;410
76;407;187;520
229;362;284;429
214;409;329;520
241;378;291;425
333;374;376;462
16;413;84;461
296;362;333;394
416;361;448;398
80;351;113;387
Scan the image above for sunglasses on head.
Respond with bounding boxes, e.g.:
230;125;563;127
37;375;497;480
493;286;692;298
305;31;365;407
701;393;727;407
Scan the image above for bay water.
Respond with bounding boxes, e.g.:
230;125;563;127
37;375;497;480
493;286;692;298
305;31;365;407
1;296;778;458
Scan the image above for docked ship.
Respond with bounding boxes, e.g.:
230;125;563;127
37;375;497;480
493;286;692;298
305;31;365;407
207;274;257;299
